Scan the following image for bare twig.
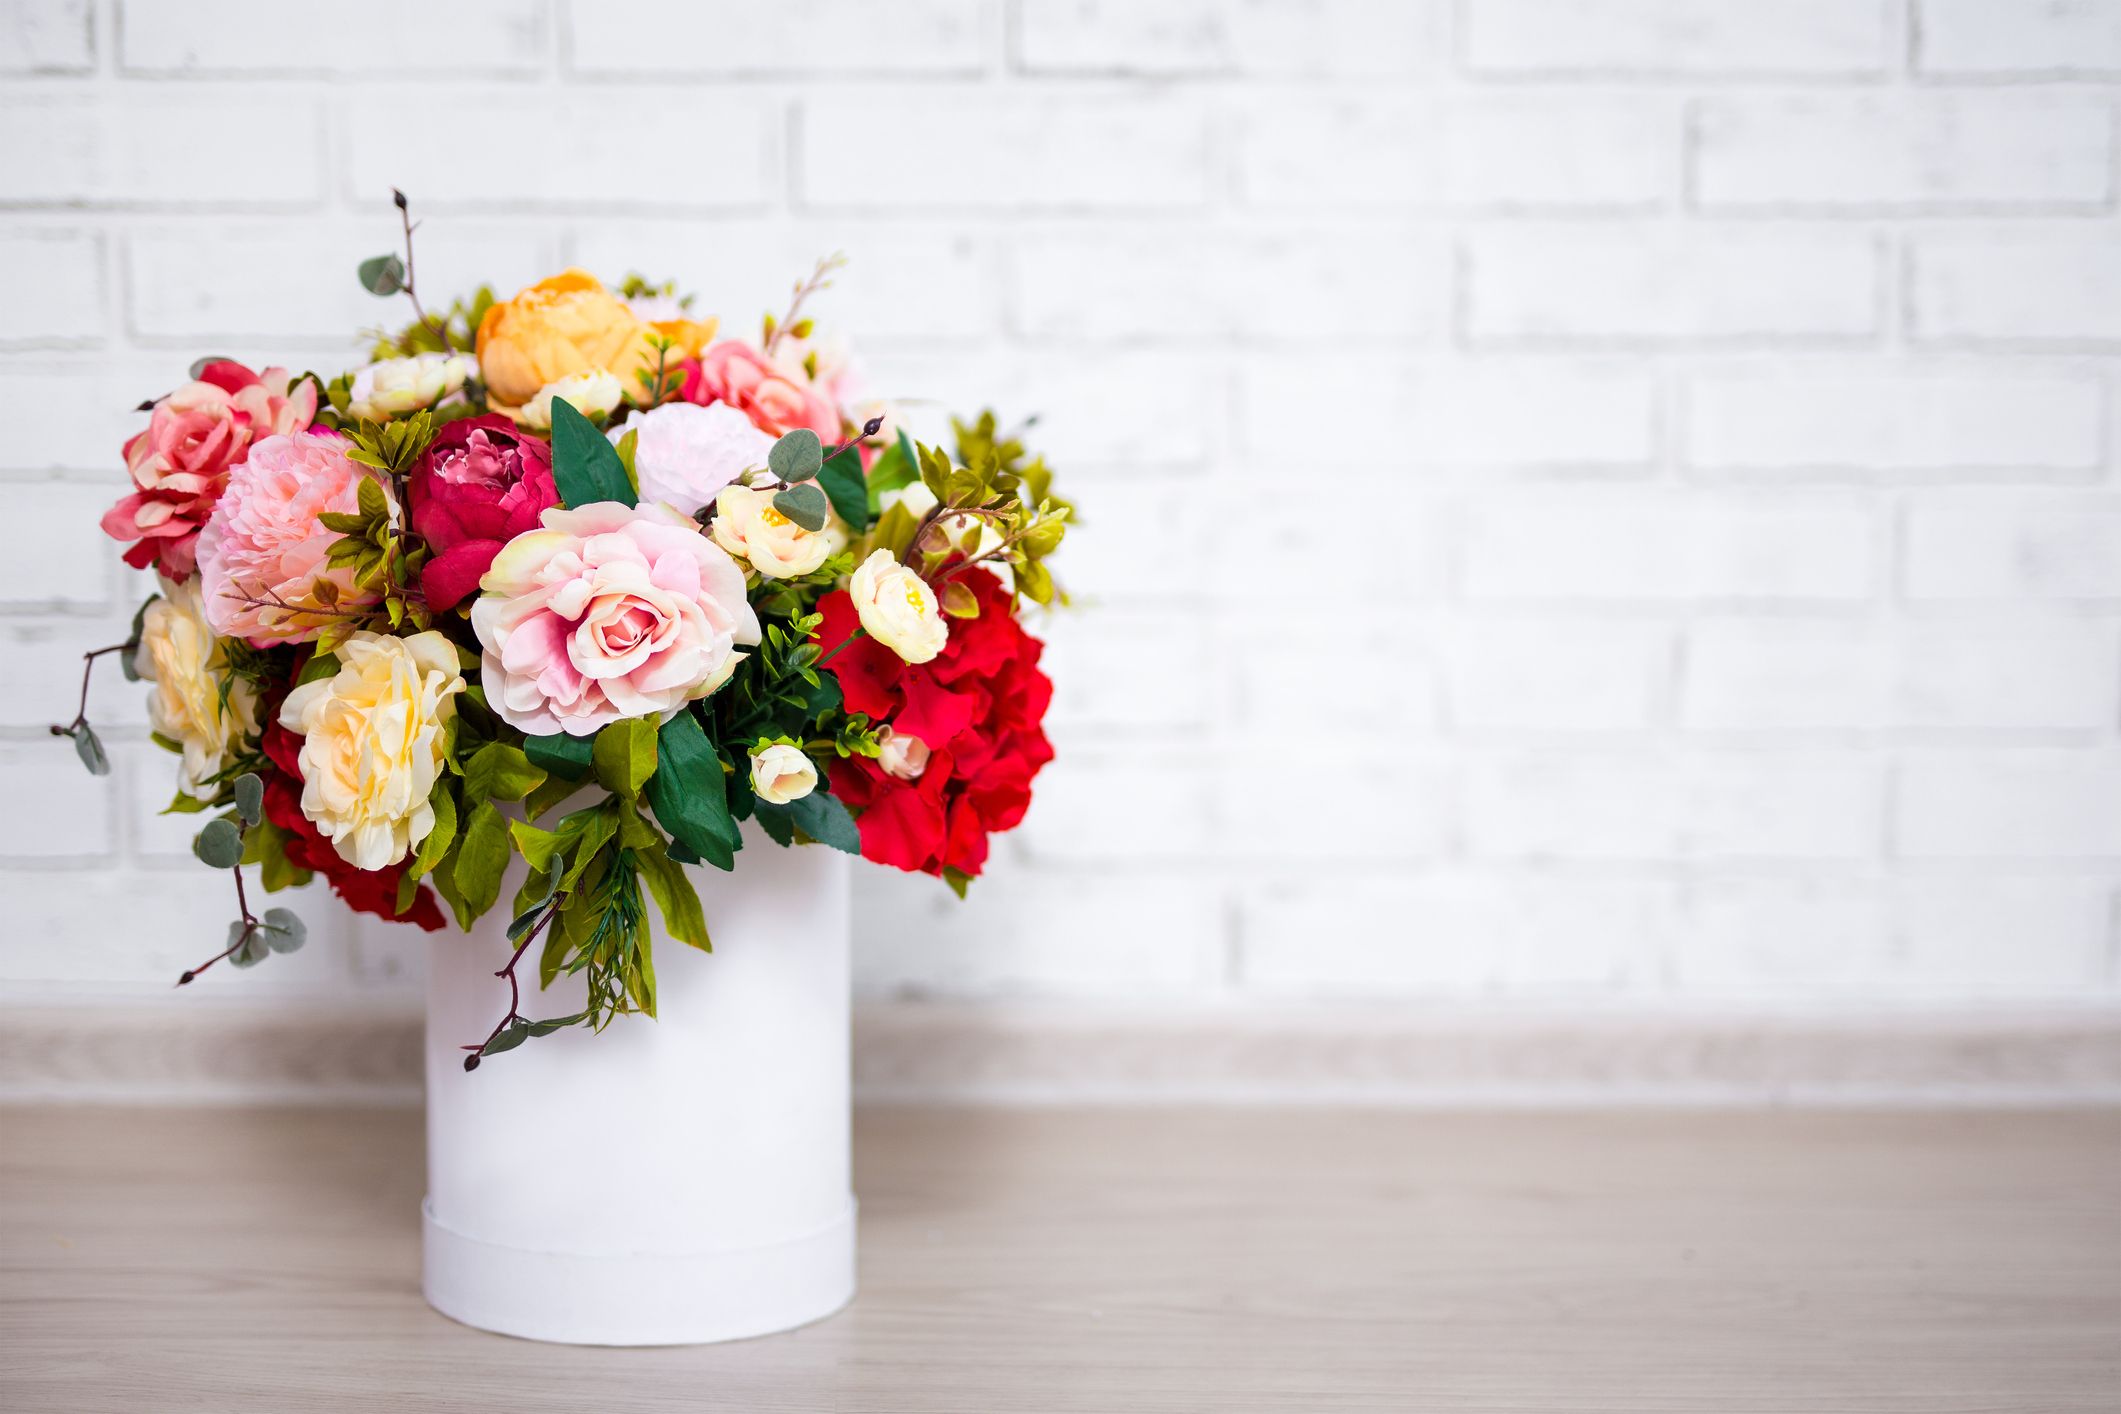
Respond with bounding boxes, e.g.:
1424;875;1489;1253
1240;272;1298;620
393;189;455;353
762;253;846;358
48;643;128;738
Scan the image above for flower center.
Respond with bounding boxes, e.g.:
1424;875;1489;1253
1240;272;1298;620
758;505;790;529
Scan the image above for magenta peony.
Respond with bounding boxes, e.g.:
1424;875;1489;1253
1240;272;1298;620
470;501;761;737
195;432;379;645
407;414;558;613
101;360;316;580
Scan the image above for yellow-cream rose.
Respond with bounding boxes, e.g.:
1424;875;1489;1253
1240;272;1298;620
133;575;260;798
848;549;947;664
476;269;714;414
710;483;843;579
277;630;464;871
518;369;625;431
749;742;817;805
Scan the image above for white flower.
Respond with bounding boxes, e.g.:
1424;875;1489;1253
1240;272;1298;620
518;369;625;431
623;293;689;324
875;726;930;782
749;742;818;805
277;630;465;870
345;353;477;422
710;483;844;579
133;575;260;799
612;401;774;515
848;548;947;665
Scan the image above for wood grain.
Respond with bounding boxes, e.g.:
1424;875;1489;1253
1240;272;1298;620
2;1105;2117;1411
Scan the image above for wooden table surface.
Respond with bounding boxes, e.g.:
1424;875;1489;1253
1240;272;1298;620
2;1105;2116;1412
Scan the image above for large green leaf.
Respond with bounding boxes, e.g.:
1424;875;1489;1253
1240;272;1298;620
451;801;511;923
524;730;594;781
464;741;546;804
592;717;659;797
865;430;919;511
645;710;738;871
548;397;635;509
636;841;711;952
789;790;861;855
817;443;870;531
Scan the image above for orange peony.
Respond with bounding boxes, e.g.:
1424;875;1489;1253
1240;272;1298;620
475;270;714;416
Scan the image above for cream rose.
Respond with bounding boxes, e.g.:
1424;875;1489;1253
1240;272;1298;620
848;549;947;664
133;576;261;798
518;368;625;431
875;726;930;782
346;352;477;422
710;484;844;579
749;742;818;805
277;630;465;871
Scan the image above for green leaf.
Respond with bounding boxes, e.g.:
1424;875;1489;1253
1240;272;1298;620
645;710;738;871
480;1022;532;1057
233;773;264;827
591;717;659;797
358;253;405;296
507;819;565;875
817;446;869;530
193;818;243;870
409;783;458;881
71;724;109;777
451;802;510;924
524;730;594;781
753;800;796;848
636;841;711;952
941;866;973;899
866;430;919;510
258;907;306;953
767;428;824;482
548;397;635;509
789;790;861;855
356;474;387;523
771;482;830;533
464;741;546;804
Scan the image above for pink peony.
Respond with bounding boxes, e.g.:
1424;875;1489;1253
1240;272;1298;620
611;401;775;517
471;502;761;737
101;360;316;580
195;432;379;645
682;339;841;442
407;414;558;613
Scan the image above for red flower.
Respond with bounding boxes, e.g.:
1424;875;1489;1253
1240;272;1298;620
407;414;557;612
260;707;445;931
816;567;1053;880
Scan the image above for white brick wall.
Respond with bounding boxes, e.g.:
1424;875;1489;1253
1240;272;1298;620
1;0;2115;1025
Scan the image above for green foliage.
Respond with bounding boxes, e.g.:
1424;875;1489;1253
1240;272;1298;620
368;284;495;361
193;818;243;870
768;428;824;482
525;730;594;781
646;710;737;871
66;723;108;776
865;430;920;509
232;772;263;827
771;482;830;533
817;441;869;530
451;801;511;925
635;837;711;952
592;717;659;797
358;253;406;296
463;741;546;804
549;397;635;508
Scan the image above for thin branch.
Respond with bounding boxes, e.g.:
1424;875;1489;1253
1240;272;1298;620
176;864;260;986
393;189;454;353
762;253;845;358
460;894;564;1071
49;643;128;737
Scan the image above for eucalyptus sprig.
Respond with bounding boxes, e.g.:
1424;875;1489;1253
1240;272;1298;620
175;772;307;984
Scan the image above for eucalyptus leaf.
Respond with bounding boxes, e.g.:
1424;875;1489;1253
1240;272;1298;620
771;482;830;533
259;907;306;953
193;818;243;870
71;724;109;777
233;772;264;827
357;253;406;296
767;428;824;482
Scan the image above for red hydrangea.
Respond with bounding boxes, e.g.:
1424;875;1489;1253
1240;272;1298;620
406;414;557;612
817;566;1053;879
260;699;445;931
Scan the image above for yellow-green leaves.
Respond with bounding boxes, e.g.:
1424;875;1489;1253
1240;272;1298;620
636;841;711;953
464;741;546;804
592;717;659;797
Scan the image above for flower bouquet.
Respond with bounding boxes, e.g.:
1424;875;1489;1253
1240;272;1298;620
57;194;1069;1343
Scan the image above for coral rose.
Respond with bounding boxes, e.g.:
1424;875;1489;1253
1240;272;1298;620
195;432;381;645
277;630;465;872
407;414;558;613
102;360;316;580
683;339;841;441
134;574;261;798
471;502;761;737
613;401;774;516
476;269;710;417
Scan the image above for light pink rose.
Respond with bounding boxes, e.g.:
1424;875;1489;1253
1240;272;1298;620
102;360;316;580
471;501;762;737
683;339;841;442
611;401;774;516
195;432;379;645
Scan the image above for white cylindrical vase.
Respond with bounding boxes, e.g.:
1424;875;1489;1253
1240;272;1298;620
422;830;855;1346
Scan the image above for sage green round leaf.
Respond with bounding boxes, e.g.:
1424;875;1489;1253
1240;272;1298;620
193;817;243;870
767;428;823;482
771;482;830;533
260;907;306;953
72;724;110;777
233;772;264;827
357;253;406;296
